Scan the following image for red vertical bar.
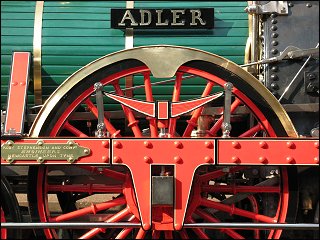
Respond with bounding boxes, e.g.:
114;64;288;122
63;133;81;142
4;52;30;134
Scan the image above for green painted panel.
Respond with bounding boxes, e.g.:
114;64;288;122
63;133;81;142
2;1;248;112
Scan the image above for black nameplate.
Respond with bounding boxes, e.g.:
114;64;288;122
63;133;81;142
111;8;214;29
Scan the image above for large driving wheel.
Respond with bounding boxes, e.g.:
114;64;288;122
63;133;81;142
28;45;298;239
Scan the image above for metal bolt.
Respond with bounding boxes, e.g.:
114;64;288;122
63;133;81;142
270;13;277;18
271;49;278;55
204;156;213;163
270;74;278;81
232;156;241;163
286;156;295;164
270;26;278;31
102;141;109;148
144;156;152;164
113;156;122;163
204;141;213;149
271;19;277;24
271;40;278;46
143;141;153;148
314;141;319;149
38;157;44;163
307;73;316;80
102;156;109;162
232;141;241;149
306;3;312;8
113;141;122;149
174;141;183;149
7;141;13;146
84;149;90;154
37;140;44;146
272;91;279;97
314;157;319;164
286;141;295;149
68;157;74;162
259;156;268;164
7;157;13;163
259;141;268;149
68;140;74;146
271;66;279;72
174;156;183;164
271;82;279;90
11;82;18;86
288;2;294;7
271;33;278;38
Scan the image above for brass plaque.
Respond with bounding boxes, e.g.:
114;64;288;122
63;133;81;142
1;140;91;164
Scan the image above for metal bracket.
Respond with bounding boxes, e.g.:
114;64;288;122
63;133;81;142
94;82;107;137
222;82;233;138
246;1;289;15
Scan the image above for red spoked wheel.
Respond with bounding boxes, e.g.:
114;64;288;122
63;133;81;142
28;46;298;239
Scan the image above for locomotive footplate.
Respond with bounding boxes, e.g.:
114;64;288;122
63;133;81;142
1;137;319;232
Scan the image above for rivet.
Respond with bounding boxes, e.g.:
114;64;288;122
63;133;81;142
144;156;153;164
114;141;122;149
306;3;312;7
68;157;73;162
259;141;268;149
286;156;295;164
271;19;277;24
232;141;241;149
314;141;319;149
204;141;213;149
270;74;278;81
204;156;213;163
102;156;109;162
37;140;44;146
271;49;278;55
143;141;153;148
288;2;294;7
7;157;13;163
102;141;109;148
271;82;279;90
271;33;278;38
259;156;268;164
270;26;278;31
314;157;319;164
84;149;90;154
11;82;18;86
38;157;44;163
68;140;74;146
7;141;13;146
271;66;279;72
232;156;241;163
286;141;295;149
270;13;277;18
174;141;183;149
174;156;183;164
271;40;278;46
20;82;26;86
113;156;122;163
143;223;151;230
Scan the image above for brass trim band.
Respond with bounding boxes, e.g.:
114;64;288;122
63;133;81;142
33;1;44;105
125;1;134;97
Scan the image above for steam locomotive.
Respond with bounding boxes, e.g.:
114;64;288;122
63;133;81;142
1;1;319;239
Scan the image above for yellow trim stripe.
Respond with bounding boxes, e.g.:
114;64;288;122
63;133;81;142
33;1;44;105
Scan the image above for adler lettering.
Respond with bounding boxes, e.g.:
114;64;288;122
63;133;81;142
111;8;214;29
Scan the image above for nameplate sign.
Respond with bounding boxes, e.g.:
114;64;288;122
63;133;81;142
111;8;214;29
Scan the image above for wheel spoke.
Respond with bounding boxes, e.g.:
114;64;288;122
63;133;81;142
168;72;183;136
201;185;280;194
83;98;121;137
79;166;126;181
248;195;260;239
143;71;158;137
183;82;215;137
113;82;142;137
208;98;242;136
50;197;126;222
201;198;276;223
135;228;147;239
199;166;247;183
152;230;160;239
188;217;210;239
47;184;123;193
79;207;131;239
179;229;189;239
195;208;245;239
115;215;136;239
239;123;263;137
63;121;88;137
